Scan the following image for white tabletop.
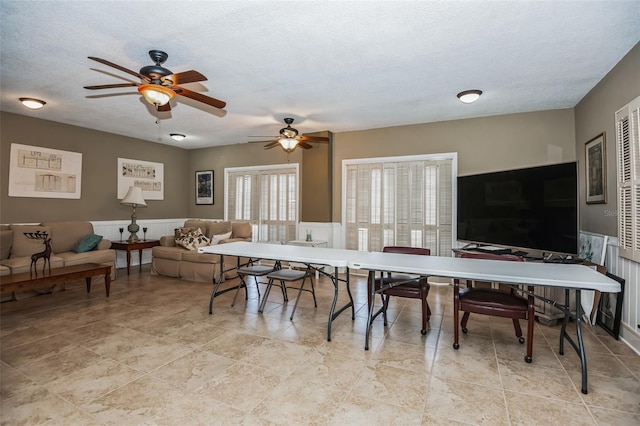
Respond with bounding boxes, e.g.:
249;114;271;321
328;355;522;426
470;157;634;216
199;241;366;268
348;252;621;293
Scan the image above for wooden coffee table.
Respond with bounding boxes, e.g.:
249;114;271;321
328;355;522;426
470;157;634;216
1;263;112;298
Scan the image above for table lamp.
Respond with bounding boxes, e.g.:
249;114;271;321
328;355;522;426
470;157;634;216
120;186;147;242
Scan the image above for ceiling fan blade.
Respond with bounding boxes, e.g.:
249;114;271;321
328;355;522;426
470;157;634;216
173;86;226;109
167;70;207;85
83;83;139;90
248;135;279;138
300;135;330;142
157;102;171;112
298;142;313;149
264;141;280;149
88;57;149;81
249;139;277;144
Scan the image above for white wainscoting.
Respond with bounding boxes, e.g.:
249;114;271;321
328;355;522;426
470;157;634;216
91;218;186;269
604;237;640;355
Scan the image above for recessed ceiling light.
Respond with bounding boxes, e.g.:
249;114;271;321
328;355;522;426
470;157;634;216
170;133;186;141
19;97;46;109
457;90;483;104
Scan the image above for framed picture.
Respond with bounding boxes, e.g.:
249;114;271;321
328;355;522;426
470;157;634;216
578;231;608;265
9;143;82;199
195;170;214;205
596;272;625;340
117;157;164;200
585;133;606;204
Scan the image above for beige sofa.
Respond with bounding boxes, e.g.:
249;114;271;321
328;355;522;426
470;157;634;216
151;220;252;283
0;221;116;280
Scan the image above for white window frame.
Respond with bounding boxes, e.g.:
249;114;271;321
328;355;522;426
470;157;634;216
224;163;300;243
341;152;458;255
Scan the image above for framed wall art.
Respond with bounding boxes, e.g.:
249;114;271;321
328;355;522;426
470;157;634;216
195;170;214;205
585;132;606;204
8;143;82;199
117;157;164;200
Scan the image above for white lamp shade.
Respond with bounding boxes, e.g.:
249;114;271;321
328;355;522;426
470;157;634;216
120;186;147;207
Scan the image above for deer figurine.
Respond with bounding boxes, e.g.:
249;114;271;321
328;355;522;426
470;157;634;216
24;231;52;275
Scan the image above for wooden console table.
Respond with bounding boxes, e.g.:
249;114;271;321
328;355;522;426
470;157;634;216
1;263;112;298
110;240;160;275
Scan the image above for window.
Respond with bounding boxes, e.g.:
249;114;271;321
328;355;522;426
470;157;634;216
343;154;456;255
225;164;298;242
615;95;640;262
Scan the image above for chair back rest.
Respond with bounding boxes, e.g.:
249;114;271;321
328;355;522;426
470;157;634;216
383;246;431;256
460;251;523;262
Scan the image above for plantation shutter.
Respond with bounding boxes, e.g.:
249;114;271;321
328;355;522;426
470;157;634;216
226;166;298;242
615;95;640;262
344;155;454;255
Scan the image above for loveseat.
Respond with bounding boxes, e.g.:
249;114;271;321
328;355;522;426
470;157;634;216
0;221;117;280
151;220;252;283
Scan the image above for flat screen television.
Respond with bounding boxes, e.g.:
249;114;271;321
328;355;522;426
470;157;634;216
457;162;578;256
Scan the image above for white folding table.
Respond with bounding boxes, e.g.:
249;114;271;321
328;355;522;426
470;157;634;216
198;241;366;341
348;252;622;394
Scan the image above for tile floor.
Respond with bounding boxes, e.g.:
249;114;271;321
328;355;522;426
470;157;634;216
1;266;639;425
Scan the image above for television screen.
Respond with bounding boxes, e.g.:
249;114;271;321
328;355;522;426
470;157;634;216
457;162;578;255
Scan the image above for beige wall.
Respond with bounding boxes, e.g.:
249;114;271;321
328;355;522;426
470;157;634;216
1;112;189;224
332;109;576;220
574;42;640;236
2;109;578;225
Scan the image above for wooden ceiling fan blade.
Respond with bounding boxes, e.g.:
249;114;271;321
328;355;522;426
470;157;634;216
174;86;226;109
264;141;280;149
249;139;277;144
157;102;171;112
167;70;207;85
298;142;313;149
88;57;149;81
300;135;330;142
84;83;139;90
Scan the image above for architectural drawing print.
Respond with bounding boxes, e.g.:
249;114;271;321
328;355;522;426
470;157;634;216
17;149;63;170
122;162;156;179
9;143;82;199
117;157;164;200
35;172;76;193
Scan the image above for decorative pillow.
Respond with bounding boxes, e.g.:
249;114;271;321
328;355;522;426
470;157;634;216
210;231;232;245
174;227;195;238
175;228;210;250
72;233;103;253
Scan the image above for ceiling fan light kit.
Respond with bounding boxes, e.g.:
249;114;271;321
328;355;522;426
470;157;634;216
279;137;299;152
457;89;483;104
138;84;175;106
19;97;46;109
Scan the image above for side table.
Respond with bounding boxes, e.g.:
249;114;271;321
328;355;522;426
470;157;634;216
110;240;160;275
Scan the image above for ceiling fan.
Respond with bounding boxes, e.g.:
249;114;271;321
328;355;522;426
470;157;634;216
249;118;330;152
83;50;226;112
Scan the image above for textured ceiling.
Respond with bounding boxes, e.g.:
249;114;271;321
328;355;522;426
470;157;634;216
1;1;639;149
